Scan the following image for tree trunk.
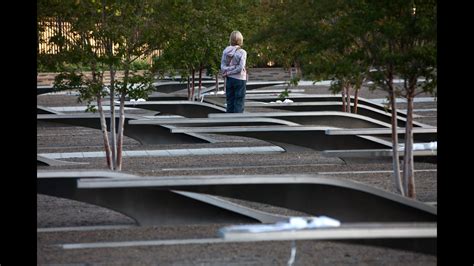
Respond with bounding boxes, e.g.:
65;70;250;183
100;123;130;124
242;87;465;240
294;61;300;79
92;61;112;170
341;88;347;112
97;94;113;170
101;0;116;170
116;92;126;171
187;74;191;101
191;69;195;101
345;85;351;113
354;86;360;114
198;64;203;99
116;58;131;171
389;90;404;196
108;66;117;170
403;93;416;198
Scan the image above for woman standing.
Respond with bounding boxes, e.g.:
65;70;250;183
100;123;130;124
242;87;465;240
221;31;247;113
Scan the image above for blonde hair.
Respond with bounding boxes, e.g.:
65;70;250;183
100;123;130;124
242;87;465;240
229;31;244;46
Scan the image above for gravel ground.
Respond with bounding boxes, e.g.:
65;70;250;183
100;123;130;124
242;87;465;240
37;85;437;265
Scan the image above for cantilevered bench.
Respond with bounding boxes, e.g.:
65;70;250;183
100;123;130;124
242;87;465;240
244;94;417;118
143;89;305;105
37;85;85;96
209;111;392;128
235;81;287;90
156;76;216;82
244;101;430;128
321;149;437;164
200;92;304;108
128;117;300;127
142;91;303;108
154;81;286;94
37;113;216;145
122;101;226;118
174;81;288;95
219;222;436;255
322;149;437;158
37;170;288;226
203;94;420;119
154;80;219;94
37;155;88;166
207;113;435;143
325;127;437;142
138;111;435;142
37;85;55;95
37;170;436;227
245;89;306;94
37;105;64;115
320;128;436;163
140;93;188;102
172;125;392;152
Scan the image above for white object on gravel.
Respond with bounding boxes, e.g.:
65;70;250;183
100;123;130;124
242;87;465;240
269;99;294;104
220;216;340;233
130;98;146;102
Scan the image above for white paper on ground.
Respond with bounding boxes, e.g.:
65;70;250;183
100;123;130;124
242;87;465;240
221;216;341;233
269;99;294;104
130;98;146;102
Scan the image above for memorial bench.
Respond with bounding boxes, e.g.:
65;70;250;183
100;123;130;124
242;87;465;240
154;81;286;95
128;117;300;127
321;149;437;164
171;125;393;152
325;127;437;142
174;81;288;95
154;80;219;94
244;101;430;128
219;221;436;255
122;101;226;118
209;111;392;129
203;93;418;119
37;113;215;145
37;85;87;96
244;94;418;118
37;105;64;115
37;170;436;227
37;155;88;166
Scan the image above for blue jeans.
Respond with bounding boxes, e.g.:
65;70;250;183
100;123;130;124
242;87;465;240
225;77;246;113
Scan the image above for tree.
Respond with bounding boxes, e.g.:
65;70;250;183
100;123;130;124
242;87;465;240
38;0;160;170
101;0;162;170
39;0;116;168
389;1;437;198
253;0;437;198
251;1;371;111
334;0;437;197
250;1;312;80
152;1;257;100
305;50;369;114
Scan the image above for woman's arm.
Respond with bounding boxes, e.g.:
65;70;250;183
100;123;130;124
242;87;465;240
224;50;246;76
222;64;237;72
220;52;236;72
